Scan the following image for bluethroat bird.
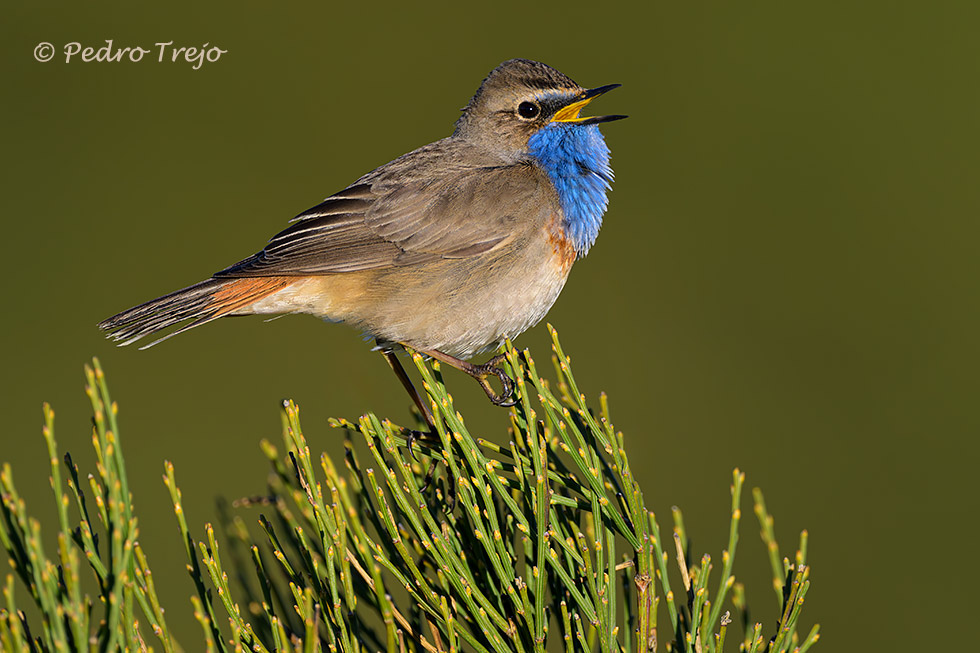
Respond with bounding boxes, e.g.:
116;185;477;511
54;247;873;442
99;59;626;418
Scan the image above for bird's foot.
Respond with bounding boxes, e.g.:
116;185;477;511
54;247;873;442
416;347;517;407
468;354;516;407
399;428;442;495
406;431;454;507
404;428;438;463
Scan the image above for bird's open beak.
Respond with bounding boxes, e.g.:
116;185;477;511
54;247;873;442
551;84;627;125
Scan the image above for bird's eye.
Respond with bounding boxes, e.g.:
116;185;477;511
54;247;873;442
517;101;540;120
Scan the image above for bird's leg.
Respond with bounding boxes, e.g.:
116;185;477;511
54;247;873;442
380;347;438;460
379;347;449;499
417;348;516;407
381;346;436;428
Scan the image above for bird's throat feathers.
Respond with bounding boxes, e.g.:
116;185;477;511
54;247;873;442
528;123;613;256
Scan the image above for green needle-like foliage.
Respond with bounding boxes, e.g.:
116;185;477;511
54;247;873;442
0;327;819;652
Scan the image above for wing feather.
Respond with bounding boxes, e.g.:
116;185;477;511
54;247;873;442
216;162;544;278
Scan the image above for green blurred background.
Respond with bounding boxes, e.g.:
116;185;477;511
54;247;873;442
2;1;976;649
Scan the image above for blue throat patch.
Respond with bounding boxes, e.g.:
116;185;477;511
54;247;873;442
528;122;613;256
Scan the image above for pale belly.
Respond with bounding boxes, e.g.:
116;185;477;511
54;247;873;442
382;252;572;359
245;225;575;359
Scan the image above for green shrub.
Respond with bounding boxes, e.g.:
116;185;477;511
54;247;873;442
0;327;818;652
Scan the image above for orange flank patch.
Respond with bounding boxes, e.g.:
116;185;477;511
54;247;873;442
546;215;577;275
209;276;294;316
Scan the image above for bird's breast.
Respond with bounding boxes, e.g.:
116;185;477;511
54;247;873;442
318;219;573;359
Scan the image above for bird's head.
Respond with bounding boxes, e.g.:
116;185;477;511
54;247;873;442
454;58;626;159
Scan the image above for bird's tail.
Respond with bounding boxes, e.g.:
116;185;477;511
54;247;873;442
98;276;291;349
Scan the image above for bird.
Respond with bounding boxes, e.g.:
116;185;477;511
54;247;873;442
99;58;626;417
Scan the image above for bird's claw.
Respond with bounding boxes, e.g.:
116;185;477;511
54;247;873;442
405;429;425;463
473;355;516;407
404;429;442;495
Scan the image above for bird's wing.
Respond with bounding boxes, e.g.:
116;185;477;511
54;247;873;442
215;164;544;277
